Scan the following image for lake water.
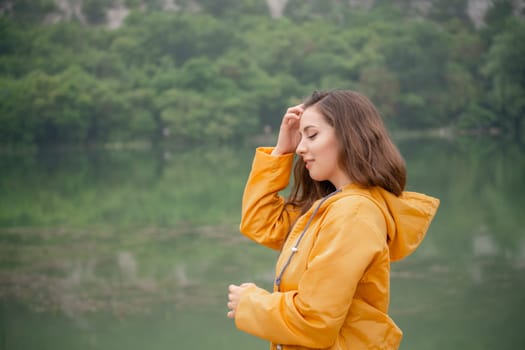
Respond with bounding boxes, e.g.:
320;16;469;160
1;136;524;349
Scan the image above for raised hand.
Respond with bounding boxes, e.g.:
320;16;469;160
272;104;304;156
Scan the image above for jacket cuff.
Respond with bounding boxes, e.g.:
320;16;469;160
256;147;296;157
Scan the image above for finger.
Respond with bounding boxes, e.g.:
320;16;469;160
284;111;302;120
287;104;304;114
285;107;303;117
283;112;301;120
282;114;301;127
240;282;256;288
227;310;235;319
228;284;238;292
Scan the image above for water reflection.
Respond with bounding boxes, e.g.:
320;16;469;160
1;138;524;349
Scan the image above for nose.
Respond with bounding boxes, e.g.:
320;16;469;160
295;137;306;155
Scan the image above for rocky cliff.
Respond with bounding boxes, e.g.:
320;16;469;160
1;0;523;28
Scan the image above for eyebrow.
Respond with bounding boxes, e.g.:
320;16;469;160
302;125;317;132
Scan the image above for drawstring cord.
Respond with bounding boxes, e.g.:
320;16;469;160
274;188;342;292
274;188;341;350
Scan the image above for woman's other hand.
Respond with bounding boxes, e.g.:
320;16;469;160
227;282;256;319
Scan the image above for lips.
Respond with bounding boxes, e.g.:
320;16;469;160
304;159;313;170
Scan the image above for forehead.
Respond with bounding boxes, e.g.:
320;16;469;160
300;106;330;129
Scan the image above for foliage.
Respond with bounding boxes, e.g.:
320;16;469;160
0;1;524;147
480;18;525;140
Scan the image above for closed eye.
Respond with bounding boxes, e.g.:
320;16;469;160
307;133;318;140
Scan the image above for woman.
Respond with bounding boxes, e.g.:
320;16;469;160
227;90;439;349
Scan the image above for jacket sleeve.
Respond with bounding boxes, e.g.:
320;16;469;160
235;197;387;348
239;147;302;250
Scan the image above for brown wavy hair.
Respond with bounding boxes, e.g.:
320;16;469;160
286;90;406;213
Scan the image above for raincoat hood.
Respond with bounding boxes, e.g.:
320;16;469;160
345;184;440;262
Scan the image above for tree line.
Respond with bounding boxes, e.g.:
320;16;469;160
0;0;523;147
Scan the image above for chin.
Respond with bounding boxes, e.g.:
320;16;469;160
309;174;325;182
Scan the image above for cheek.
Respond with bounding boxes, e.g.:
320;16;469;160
325;139;341;161
326;143;344;172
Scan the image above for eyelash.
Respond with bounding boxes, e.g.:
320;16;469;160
307;133;318;140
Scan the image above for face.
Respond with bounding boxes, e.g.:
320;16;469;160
296;106;351;189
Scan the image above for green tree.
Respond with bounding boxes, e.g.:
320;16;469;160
427;0;471;25
195;0;267;18
121;12;236;65
0;0;56;23
381;20;451;128
83;0;115;25
1;3;523;147
482;18;525;141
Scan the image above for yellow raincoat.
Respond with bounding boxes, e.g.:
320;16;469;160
234;148;440;350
